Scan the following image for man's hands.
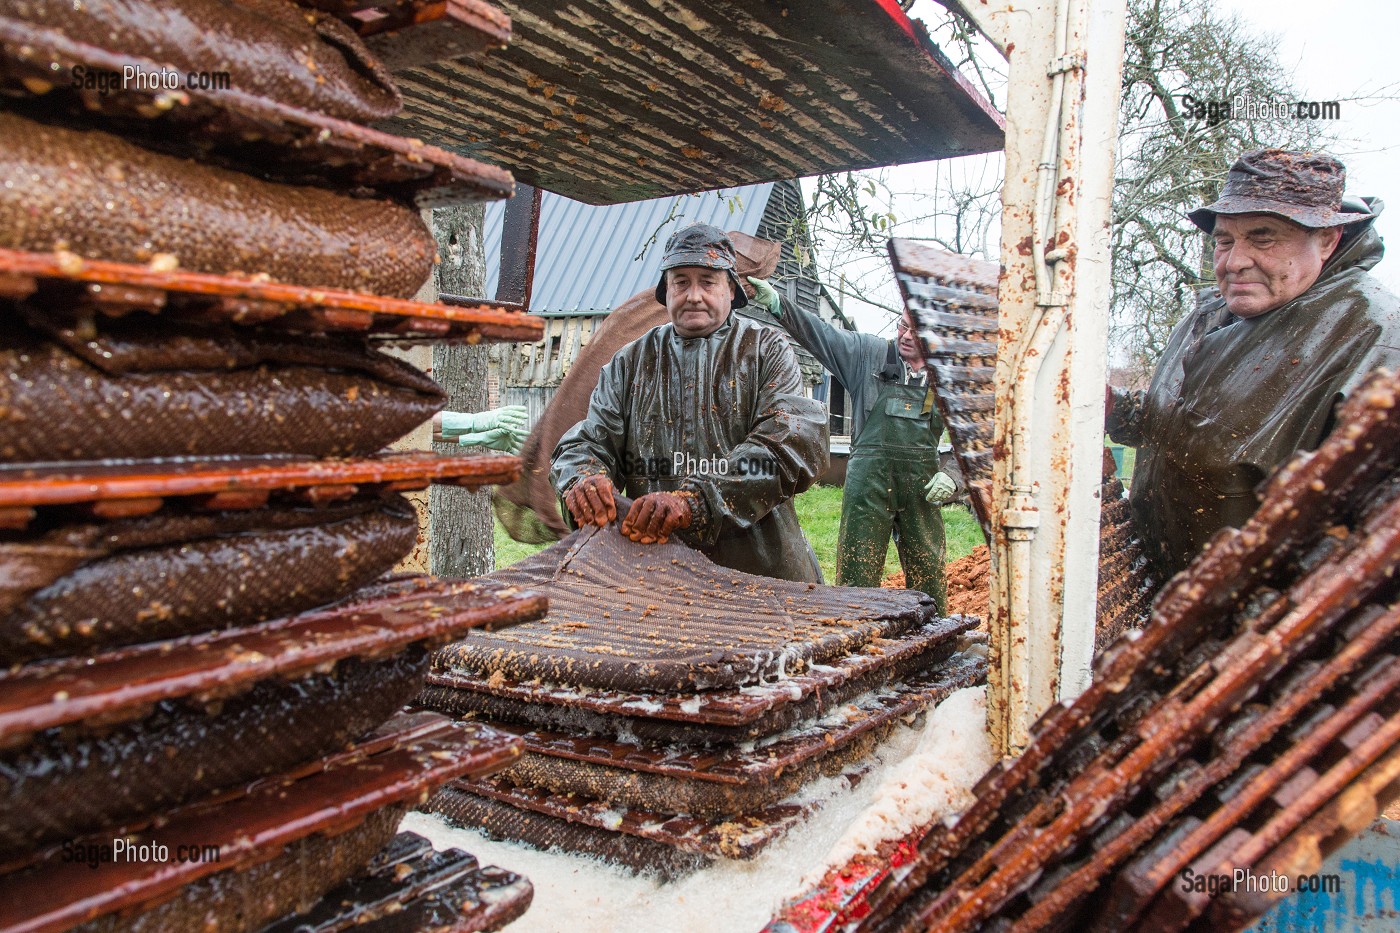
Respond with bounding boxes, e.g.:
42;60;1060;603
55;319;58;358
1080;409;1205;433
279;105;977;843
620;492;692;544
746;276;782;317
924;471;957;504
565;481;692;543
564;474;618;527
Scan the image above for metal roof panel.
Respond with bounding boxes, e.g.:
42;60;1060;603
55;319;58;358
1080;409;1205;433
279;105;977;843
380;0;1004;204
484;184;772;312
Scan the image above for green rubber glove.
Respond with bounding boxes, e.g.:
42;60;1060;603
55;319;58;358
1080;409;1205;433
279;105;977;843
439;405;528;437
454;426;525;454
924;471;956;504
746;276;782;317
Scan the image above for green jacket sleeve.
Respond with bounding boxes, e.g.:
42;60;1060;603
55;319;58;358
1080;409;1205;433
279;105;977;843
775;294;887;399
679;333;830;547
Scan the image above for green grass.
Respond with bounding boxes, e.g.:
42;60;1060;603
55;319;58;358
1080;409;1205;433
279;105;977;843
494;484;985;581
494;518;548;568
1106;436;1137;489
942;505;985;563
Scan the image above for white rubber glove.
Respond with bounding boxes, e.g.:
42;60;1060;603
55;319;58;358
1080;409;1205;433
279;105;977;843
924;471;956;504
454;426;525;454
438;405;528;437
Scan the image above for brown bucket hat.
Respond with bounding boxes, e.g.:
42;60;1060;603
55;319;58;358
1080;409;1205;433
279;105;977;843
654;223;748;310
1188;148;1374;233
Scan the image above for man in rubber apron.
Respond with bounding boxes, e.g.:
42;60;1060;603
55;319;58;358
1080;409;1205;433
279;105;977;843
1107;148;1400;579
751;277;954;609
550;225;829;582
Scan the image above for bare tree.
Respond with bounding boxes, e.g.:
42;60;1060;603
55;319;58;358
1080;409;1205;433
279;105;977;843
790;157;1004;323
778;0;1344;363
430;204;494;579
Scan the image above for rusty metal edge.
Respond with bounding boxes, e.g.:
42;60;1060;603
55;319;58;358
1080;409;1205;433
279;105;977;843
0;452;521;509
0;247;542;344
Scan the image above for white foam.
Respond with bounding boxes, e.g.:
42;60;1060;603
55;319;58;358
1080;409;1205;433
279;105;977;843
400;685;992;931
617;698;666;714
806;685;994;885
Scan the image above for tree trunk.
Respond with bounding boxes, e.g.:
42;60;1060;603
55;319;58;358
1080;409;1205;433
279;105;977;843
429;204;494;579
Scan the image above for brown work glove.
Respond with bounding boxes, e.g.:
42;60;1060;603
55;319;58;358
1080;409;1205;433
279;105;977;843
564;474;618;527
621;492;692;545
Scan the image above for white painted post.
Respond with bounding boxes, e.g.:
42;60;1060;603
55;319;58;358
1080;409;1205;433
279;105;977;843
966;0;1127;755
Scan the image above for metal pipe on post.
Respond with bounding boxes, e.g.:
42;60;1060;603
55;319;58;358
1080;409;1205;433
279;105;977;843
980;0;1127;755
999;0;1077;752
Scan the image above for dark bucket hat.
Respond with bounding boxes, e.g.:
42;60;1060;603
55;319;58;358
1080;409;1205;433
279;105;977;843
1188;149;1373;233
654;223;748;310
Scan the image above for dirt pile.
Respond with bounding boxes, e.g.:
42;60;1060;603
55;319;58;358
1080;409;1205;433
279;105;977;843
882;545;990;622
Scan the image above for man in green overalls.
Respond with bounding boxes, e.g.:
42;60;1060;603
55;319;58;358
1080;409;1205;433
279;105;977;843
750;277;955;609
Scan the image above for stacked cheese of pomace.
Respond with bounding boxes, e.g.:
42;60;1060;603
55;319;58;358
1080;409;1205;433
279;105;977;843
772;368;1400;933
418;524;987;878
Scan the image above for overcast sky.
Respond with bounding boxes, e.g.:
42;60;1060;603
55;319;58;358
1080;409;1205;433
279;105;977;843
1220;0;1399;288
813;0;1399;334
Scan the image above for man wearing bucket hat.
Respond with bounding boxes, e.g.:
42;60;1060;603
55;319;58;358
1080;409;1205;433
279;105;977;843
1108;149;1400;578
551;222;829;582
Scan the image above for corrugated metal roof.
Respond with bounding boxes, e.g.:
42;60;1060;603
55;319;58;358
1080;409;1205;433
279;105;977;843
379;0;1003;205
484;184;773;313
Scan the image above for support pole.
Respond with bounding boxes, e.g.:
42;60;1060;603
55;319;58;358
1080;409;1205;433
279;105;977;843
985;0;1127;755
